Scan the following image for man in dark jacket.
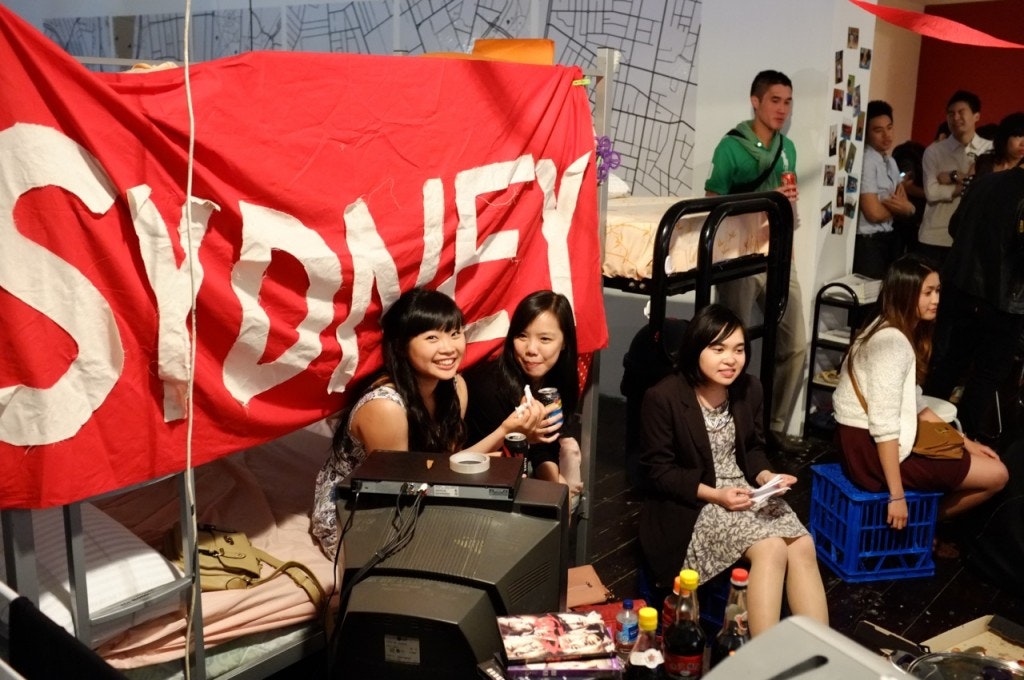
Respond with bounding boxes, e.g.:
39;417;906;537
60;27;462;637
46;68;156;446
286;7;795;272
925;160;1024;443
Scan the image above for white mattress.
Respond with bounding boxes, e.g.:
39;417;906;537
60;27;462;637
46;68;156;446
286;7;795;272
602;196;768;280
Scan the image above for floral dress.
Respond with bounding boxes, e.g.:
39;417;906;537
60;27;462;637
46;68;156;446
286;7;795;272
310;385;405;558
683;400;808;583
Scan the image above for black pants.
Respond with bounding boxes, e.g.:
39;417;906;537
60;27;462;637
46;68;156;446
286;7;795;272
925;284;1024;440
852;231;898;281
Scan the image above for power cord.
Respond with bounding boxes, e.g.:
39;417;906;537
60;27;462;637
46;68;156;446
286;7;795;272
327;485;428;675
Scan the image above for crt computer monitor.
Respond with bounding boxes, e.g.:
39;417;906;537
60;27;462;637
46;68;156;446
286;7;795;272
333;477;569;679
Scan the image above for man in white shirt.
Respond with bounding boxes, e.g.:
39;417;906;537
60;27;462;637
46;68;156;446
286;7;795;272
854;100;915;280
917;90;992;270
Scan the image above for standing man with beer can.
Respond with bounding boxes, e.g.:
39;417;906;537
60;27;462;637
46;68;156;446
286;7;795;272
705;69;808;455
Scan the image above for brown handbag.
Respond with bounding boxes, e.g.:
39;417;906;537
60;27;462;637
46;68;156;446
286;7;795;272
910;420;964;459
845;356;964;460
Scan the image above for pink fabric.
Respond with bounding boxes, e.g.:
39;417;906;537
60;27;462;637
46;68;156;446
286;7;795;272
93;426;339;668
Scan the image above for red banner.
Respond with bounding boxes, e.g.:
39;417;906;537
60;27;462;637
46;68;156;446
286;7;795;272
848;0;1024;49
0;6;606;509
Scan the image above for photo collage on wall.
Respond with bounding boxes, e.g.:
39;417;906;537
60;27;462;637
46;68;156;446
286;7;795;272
822;24;871;235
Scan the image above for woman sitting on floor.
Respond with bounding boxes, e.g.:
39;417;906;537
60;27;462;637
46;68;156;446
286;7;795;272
638;304;828;636
832;255;1008;531
310;287;540;558
463;290;583;499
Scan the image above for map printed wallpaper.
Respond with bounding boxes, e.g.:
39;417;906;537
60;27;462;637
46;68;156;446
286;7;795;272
41;1;701;197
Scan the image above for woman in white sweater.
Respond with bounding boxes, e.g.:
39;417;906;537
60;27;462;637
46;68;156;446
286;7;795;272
833;255;1007;530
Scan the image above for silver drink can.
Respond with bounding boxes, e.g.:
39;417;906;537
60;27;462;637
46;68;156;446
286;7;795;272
536;387;563;428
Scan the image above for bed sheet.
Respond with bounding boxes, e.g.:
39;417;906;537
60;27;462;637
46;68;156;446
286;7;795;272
602;196;768;280
92;424;339;669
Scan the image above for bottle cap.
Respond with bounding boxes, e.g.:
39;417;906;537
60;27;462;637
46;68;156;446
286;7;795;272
680;568;700;590
672;576;680;594
638;607;658;631
730;568;749;585
623;598;634;610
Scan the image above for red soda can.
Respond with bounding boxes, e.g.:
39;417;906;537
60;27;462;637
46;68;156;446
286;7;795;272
503;432;529;476
503;432;528;458
781;171;797;188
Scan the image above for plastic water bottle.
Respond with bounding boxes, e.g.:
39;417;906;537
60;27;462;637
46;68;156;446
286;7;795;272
615;598;640;661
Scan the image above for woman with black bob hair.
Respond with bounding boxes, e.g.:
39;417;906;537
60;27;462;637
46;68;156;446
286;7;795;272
464;290;580;490
639;304;827;636
312;287;531;558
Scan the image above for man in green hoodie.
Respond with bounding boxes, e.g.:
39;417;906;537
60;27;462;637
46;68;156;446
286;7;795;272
706;70;807;453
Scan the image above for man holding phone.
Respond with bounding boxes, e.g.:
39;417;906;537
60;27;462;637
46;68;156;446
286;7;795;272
854;100;916;280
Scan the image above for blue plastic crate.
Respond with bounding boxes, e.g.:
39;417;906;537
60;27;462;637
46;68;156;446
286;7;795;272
810;463;942;582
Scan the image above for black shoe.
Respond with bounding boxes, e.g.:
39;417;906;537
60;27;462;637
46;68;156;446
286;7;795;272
769;431;812;455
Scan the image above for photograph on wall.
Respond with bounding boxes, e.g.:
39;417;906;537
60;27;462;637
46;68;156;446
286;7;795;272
841;121;853;140
836;184;844;208
832;88;844;112
829;124;837;156
846;175;858;194
838;139;848;168
845;200;858;219
852;85;862;116
823;164;836;186
859;47;872;69
832;213;844;235
835;50;843;84
844;143;857;173
847;27;859;49
821;202;833;228
846;74;855;105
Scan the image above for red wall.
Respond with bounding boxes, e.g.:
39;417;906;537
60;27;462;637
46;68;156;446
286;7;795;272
910;0;1024;144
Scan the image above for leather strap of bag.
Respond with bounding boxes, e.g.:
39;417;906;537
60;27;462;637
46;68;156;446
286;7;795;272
727;128;785;193
252;547;327;613
845;352;871;415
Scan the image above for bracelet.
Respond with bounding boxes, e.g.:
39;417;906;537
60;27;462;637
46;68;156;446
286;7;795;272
888;496;905;503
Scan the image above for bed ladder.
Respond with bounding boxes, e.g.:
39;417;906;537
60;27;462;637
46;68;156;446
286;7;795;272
1;471;208;679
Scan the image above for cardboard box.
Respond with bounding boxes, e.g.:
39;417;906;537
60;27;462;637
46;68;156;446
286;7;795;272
566;564;613;609
922;615;1024;665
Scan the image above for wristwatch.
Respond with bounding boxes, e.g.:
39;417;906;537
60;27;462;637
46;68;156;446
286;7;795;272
949;170;959;184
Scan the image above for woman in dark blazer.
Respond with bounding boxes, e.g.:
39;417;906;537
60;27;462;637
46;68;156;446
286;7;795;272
638;304;827;636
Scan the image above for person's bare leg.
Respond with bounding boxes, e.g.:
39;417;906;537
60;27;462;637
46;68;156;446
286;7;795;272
938;452;1008;519
743;537;788;636
783;535;829;626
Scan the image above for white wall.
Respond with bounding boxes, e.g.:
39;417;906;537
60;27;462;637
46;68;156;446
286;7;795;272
874;0;925;143
689;0;878;433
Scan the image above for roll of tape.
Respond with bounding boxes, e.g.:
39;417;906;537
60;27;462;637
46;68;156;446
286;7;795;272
449;452;491;474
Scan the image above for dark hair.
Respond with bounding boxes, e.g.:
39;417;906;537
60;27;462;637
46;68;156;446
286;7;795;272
991;112;1024;165
496;290;580;415
934;121;950;141
947;90;981;114
674;304;748;387
855;255;937;384
750;70;792;99
893;141;925;188
866;100;893;125
333;287;466;454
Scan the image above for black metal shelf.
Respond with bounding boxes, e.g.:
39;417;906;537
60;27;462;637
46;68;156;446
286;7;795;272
802;281;878;439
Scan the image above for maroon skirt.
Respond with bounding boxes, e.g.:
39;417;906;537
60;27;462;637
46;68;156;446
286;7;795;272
835;424;971;493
